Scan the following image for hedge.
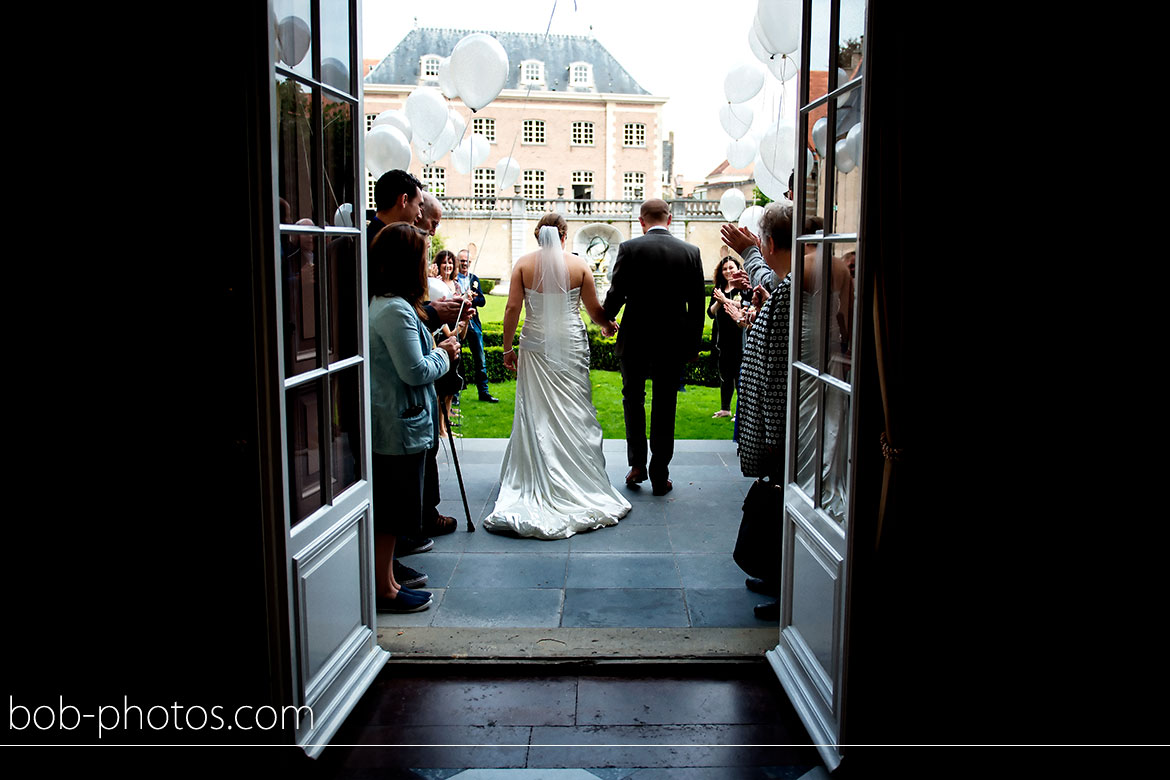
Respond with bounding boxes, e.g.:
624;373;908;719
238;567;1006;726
464;322;719;387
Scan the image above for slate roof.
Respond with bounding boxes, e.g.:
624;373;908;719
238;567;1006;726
365;27;651;95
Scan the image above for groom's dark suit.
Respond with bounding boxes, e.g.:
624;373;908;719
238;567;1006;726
603;224;706;490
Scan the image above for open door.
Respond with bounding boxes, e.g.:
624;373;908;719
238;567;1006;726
766;0;867;770
265;0;387;755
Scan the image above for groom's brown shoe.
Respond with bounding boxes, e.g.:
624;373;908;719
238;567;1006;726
652;479;673;496
625;466;648;488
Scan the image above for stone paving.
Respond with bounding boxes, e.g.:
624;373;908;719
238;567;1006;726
381;438;778;633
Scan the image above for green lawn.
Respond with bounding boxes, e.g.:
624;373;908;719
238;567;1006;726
461;292;731;440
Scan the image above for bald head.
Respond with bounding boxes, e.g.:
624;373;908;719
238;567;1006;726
638;198;671;231
417;191;442;236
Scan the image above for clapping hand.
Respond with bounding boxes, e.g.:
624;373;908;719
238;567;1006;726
720;223;761;255
751;284;770;308
726;268;751;291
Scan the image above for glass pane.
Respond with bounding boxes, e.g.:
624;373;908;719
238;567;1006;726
330;368;362;495
821;382;851;524
277;75;315;225
327;234;360;362
794;369;818;497
323;95;355;230
828;241;856;385
283;231;320;377
809;0;833;73
797;243;824;370
832;88;863;235
320;0;353;93
288;380;325;524
274;0;313;79
837;0;867;83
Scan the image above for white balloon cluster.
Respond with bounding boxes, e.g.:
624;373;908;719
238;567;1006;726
364;33;511;188
718;1;806;212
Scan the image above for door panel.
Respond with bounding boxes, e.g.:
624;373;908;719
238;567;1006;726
769;0;868;771
268;0;385;755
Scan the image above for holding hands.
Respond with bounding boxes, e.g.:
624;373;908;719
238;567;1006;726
600;320;619;338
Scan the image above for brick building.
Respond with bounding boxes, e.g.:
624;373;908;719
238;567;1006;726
364;28;669;211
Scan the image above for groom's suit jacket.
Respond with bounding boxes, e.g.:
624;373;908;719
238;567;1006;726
603;227;706;361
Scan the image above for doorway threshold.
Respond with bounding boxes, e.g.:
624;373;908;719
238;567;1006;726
376;626;778;663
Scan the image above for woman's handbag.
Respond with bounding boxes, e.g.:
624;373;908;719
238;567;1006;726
732;477;783;581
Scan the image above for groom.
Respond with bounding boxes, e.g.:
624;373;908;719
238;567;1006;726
603;199;707;495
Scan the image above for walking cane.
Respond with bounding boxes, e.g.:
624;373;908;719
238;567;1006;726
437;324;476;532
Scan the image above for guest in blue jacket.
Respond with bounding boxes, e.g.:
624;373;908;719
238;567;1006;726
368;222;461;613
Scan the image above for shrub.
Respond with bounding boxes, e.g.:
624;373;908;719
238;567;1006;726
479;278;496;296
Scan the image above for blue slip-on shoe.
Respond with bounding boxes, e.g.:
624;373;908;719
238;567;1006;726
376;589;432;613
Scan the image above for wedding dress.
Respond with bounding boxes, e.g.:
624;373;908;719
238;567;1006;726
483;228;631;539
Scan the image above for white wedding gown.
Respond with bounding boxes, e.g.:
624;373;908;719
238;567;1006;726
483;287;631;539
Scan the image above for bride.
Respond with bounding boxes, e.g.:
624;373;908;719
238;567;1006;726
483;213;632;539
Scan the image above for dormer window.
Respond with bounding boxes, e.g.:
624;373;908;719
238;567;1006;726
420;55;441;78
520;59;545;85
569;62;593;88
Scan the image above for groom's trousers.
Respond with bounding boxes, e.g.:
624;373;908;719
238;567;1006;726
620;352;683;483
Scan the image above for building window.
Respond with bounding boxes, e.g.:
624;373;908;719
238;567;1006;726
421;166;446;197
472;117;496;142
624;123;646;147
571;121;594;146
522;169;545;205
421;55;441;78
521;60;545;85
623;171;645;201
523;119;545;144
570;62;593;87
572;170;594;201
473;167;496;205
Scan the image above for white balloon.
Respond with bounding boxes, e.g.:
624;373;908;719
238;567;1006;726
753;157;789;202
726;135;758;169
437;56;459;99
404;87;448;145
846;122;863;167
758;123;797;180
724;62;765;104
452;134;488;175
372;109;412;143
448;110;467;151
738;205;765;238
468;132;490;166
333;203;354;228
756;0;802;56
719;188;747;222
495;157;521;191
748;22;772;66
427;115;459;161
276;16;310;68
835;138;856;173
450;33;509;112
416;139;443;166
365;125;412;179
812;117;828;158
719;103;754;140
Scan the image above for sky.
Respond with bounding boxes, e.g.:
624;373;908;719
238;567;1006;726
361;0;865;183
